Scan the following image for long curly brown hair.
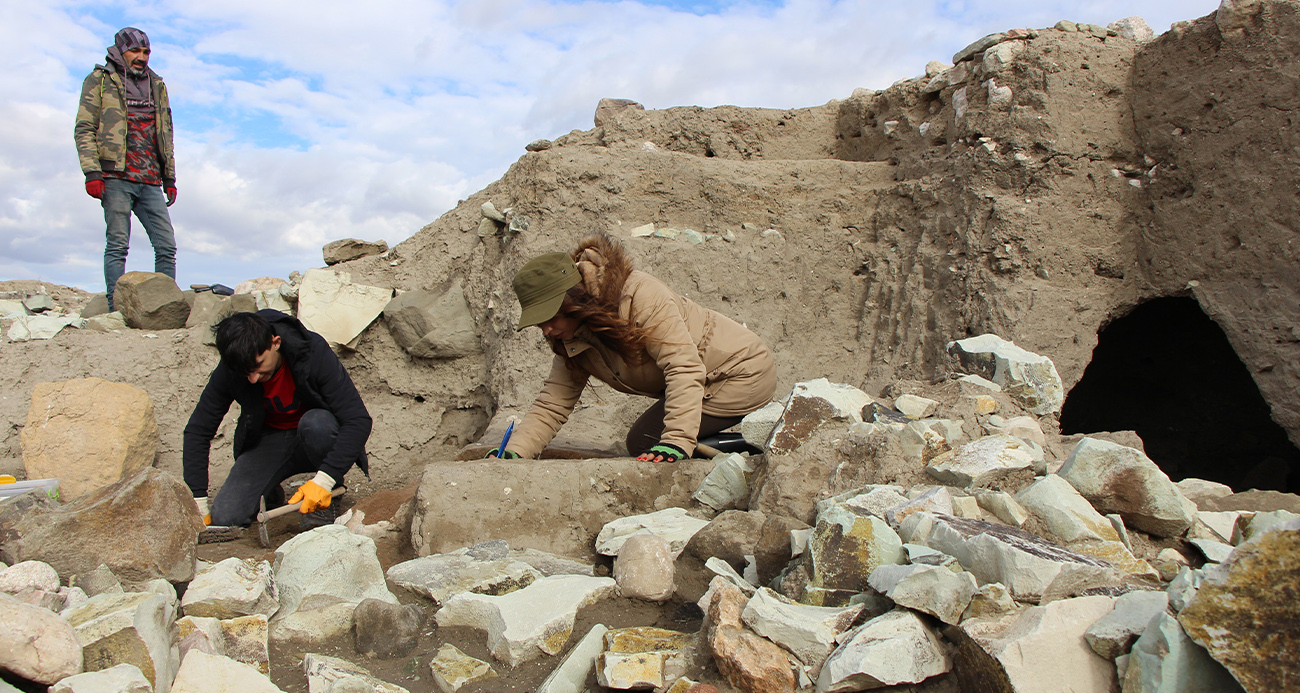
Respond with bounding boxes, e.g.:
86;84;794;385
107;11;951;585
549;233;650;363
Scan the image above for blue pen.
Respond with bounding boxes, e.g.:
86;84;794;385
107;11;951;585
496;420;515;457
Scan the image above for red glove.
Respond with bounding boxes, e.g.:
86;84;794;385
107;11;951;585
165;187;177;207
85;180;104;199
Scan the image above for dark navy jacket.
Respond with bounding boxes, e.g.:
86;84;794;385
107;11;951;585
182;310;372;497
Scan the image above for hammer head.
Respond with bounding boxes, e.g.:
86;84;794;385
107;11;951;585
257;495;270;548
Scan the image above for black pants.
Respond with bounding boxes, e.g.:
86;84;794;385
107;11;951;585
210;409;340;527
625;398;743;457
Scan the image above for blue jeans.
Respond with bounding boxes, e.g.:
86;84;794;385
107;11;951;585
210;409;342;527
102;178;176;309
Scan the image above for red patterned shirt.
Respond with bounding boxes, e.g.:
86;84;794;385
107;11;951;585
104;103;163;186
261;363;305;430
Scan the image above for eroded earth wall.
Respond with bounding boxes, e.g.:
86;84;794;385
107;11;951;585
2;3;1297;487
1132;1;1300;444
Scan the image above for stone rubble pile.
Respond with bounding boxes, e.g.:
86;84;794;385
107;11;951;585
1;336;1297;692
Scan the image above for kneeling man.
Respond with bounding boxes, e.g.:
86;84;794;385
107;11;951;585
183;310;372;527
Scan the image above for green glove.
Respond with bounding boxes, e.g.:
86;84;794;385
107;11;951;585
638;443;685;462
487;448;521;459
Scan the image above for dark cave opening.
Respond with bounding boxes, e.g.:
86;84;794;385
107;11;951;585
1059;296;1299;493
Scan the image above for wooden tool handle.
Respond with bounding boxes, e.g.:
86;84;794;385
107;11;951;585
258;487;345;522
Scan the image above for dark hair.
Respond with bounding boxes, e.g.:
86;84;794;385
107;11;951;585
213;312;275;374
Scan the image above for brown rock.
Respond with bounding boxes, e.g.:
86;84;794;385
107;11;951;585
1178;518;1300;692
21;377;159;500
594;98;644;128
684;510;767;568
323;238;388;265
709;625;795;693
704;577;747;630
705;580;795;692
2;468;204;584
754;515;810;587
381;279;480;359
1202;489;1300;514
114;272;190;329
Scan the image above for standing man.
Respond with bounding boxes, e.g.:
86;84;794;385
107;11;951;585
183;310;372;529
74;27;178;310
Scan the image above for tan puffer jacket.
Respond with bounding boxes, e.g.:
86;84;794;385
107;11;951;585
508;269;776;459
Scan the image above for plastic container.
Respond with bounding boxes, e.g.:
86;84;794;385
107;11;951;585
0;478;60;502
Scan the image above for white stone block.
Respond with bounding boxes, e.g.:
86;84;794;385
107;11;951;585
435;575;617;666
172;650;283;693
295;268;392;347
817;609;949;691
926;435;1036;488
595;508;710;559
742;587;862;671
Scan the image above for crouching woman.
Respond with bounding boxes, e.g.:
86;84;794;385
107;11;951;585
493;233;776;462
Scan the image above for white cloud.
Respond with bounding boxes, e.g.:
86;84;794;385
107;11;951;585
1;0;1221;292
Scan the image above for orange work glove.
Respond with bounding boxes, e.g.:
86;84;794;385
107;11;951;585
289;479;333;514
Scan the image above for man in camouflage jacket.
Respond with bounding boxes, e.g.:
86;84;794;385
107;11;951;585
74;27;178;310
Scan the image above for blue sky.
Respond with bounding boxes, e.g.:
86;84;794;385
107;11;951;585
1;0;1221;295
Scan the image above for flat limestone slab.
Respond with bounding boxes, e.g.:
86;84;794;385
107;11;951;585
411;458;712;558
435;574;617;667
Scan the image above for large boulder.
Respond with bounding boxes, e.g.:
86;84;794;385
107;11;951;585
21;377;159;500
817;609;950;692
295;268;392;347
1016;474;1158;579
948;334;1063;415
867;563;978;625
952;595;1116;693
49;663;152;693
180;558;278;619
1177;517;1300;691
805;502;905;598
1124;612;1244;693
766;379;874;455
434;574;617;666
353;598;425;659
386;543;540;606
740;587;862;675
703;578;796;693
64;591;179;693
903;513;1118;602
0;592;84;684
114;272;190;329
270;525;397;644
597;627;694;690
925;434;1036;488
1059;437;1195;537
1084;590;1169;660
614;533;675;602
1;468;203;584
595;508;711;559
381;279;480;359
177;614;270;675
171;650;283;693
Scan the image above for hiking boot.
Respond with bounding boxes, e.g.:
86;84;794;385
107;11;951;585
299;504;337;530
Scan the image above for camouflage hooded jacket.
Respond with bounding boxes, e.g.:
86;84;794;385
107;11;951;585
74;65;175;186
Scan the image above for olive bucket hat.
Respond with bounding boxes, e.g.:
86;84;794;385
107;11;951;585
513;252;582;330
